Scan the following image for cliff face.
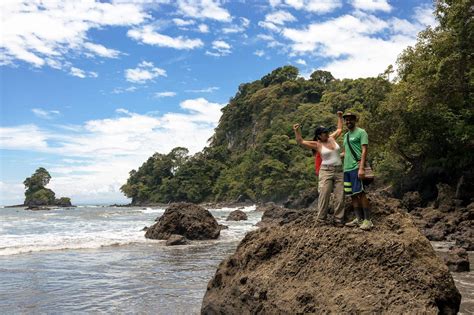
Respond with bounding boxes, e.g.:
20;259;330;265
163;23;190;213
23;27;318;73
201;194;461;314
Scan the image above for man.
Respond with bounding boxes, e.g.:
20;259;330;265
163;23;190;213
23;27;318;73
342;112;373;230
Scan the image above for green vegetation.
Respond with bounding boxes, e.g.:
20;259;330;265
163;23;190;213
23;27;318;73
122;0;472;204
23;167;72;206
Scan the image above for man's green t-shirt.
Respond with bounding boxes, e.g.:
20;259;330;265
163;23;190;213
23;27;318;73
343;127;369;172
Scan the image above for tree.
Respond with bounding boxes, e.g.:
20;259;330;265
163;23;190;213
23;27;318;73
23;167;68;206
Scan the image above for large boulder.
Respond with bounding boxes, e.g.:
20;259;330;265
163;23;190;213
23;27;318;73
145;203;220;240
226;210;248;221
202;197;461;314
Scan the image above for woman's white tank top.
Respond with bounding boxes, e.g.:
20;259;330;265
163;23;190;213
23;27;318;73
320;141;342;166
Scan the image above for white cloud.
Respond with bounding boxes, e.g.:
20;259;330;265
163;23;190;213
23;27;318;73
32;108;61;120
125;61;166;84
0;125;50;151
271;0;342;14
258;21;281;32
254;50;265;57
350;0;391;12
259;10;296;32
222;17;250;34
185;86;219;93
295;58;306;65
281;8;434;78
83;42;120;58
154;91;176;98
112;86;137;94
206;40;231;57
413;4;436;27
198;24;209;33
69;66;98;79
128;25;204;50
177;0;231;22
0;181;25;206
173;18;196;26
266;10;296;25
0;98;224;204
0;1;147;68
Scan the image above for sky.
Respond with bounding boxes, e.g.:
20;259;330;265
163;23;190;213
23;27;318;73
0;0;437;205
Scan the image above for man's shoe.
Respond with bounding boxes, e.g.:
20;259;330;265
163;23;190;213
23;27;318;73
360;219;374;231
345;218;361;227
333;220;344;227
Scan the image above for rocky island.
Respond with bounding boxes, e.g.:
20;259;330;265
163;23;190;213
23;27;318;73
22;167;73;210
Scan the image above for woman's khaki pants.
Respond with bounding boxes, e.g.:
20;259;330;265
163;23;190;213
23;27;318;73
317;165;345;221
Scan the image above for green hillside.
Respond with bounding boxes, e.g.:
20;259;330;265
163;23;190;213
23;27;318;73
121;0;473;205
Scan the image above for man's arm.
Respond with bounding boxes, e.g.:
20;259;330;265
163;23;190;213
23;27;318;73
358;144;368;178
330;111;343;139
293;124;319;151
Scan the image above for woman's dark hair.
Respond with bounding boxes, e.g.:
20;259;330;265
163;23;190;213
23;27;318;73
312;126;328;154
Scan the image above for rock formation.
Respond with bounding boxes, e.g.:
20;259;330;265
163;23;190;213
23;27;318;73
145;203;220;240
202;194;461;314
444;247;470;272
166;234;189;246
226;210;248;221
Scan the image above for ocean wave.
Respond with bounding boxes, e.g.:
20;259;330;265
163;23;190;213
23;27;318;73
0;229;149;256
212;205;257;212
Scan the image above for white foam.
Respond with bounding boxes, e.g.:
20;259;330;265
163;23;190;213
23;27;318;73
212;204;257;212
0;228;149;256
140;208;165;214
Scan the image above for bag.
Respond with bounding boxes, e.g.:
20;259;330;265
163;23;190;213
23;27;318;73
346;133;375;185
314;152;322;176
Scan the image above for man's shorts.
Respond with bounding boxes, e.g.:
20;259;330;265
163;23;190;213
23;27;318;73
344;169;365;196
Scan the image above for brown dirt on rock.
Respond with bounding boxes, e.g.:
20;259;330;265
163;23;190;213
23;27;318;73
201;194;461;314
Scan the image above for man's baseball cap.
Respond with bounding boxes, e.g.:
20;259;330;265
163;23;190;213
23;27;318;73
342;112;357;119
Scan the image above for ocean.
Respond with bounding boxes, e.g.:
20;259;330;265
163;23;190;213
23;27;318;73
0;206;472;314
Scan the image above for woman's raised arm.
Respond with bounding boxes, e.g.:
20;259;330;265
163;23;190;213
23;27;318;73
330;111;343;139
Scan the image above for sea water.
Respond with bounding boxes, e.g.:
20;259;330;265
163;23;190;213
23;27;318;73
0;206;472;314
0;205;259;314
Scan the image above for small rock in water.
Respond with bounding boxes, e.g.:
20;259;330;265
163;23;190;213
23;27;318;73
444;247;470;272
226;210;247;221
218;224;229;230
142;226;148;231
166;234;188;246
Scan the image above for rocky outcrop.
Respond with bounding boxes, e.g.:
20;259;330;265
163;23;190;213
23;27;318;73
145;203;220;240
202;195;461;314
256;204;311;228
401;191;422;211
444;247;470;272
411;202;473;250
166;234;188;246
284;187;318;209
226;210;248;221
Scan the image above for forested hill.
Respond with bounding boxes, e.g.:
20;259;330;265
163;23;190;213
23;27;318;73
121;0;473;205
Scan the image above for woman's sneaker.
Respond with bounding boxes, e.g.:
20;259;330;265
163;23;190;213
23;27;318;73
360;219;374;231
345;218;361;227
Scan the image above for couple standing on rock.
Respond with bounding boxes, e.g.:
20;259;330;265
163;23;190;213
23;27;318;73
293;111;373;230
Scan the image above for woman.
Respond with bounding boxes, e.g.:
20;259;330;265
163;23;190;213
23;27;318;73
293;111;344;225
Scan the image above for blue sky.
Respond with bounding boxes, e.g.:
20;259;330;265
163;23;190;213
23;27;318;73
0;0;436;205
